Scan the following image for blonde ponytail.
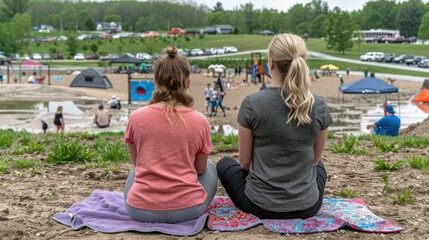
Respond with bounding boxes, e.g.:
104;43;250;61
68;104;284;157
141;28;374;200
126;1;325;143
268;34;314;126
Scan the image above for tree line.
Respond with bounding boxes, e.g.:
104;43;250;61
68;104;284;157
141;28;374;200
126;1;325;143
1;0;429;55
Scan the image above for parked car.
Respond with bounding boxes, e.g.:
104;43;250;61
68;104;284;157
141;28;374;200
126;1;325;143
405;56;427;65
53;53;64;60
100;53;118;60
418;59;429;68
31;53;42;60
380;53;396;63
135;53;152;61
86;54;99;60
360;52;384;61
204;48;213;55
9;53;20;61
42;53;50;60
393;54;414;63
201;27;216;34
23;54;31;60
258;30;274;35
73;53;85;60
142;31;160;37
223;46;238;53
191;48;204;56
168;27;185;35
185;30;200;36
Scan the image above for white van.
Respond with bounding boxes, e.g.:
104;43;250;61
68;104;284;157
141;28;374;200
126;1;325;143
360;52;384;61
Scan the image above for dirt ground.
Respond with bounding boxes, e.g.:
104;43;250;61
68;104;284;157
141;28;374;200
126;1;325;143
0;72;428;239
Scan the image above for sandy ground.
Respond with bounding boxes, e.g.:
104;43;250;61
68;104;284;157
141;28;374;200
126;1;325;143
0;72;428;239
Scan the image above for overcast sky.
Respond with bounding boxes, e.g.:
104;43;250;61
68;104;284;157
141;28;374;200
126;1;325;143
192;0;429;12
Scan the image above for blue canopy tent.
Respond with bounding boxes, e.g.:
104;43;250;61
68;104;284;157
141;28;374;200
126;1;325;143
339;77;398;94
338;77;400;120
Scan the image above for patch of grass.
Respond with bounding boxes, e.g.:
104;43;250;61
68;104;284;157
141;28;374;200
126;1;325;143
66;132;96;140
335;188;358;198
373;137;400;152
99;141;129;162
222;134;238;145
47;139;94;164
400;136;429;148
105;165;121;174
330;135;365;155
212;134;239;153
381;173;390;196
0;160;10;173
0;132;14;149
26;141;46;153
18;133;35;145
211;133;223;143
390;188;416;205
11;147;29;156
12;159;37;169
408;155;429;172
373;159;407;172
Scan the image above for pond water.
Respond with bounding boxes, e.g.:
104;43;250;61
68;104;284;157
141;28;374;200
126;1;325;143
0;100;427;135
329;101;428;136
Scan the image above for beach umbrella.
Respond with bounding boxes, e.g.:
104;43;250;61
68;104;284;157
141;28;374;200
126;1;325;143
320;64;339;71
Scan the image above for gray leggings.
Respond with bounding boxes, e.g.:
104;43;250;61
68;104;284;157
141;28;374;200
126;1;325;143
124;160;217;223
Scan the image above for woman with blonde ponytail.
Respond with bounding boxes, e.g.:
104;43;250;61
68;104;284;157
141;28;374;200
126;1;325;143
217;34;332;219
123;46;217;223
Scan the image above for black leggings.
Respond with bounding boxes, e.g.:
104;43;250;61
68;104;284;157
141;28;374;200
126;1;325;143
216;157;327;219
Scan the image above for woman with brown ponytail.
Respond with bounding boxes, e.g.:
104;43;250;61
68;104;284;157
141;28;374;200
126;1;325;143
217;34;332;219
123;46;217;223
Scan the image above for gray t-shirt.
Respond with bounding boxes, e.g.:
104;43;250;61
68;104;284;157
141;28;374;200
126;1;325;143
237;87;332;212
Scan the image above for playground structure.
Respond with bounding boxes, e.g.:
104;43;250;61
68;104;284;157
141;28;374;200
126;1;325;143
246;52;270;84
127;72;155;104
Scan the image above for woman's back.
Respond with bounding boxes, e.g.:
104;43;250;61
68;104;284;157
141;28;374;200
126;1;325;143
238;88;331;212
124;105;211;210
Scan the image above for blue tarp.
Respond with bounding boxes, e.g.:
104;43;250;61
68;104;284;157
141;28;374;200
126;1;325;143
339;77;398;94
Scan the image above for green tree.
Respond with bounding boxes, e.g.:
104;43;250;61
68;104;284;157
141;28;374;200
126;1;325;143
90;43;99;54
78;10;90;31
213;2;224;12
104;14;121;23
324;7;358;54
7;13;32;53
358;0;397;30
205;11;227;26
396;0;424;37
418;12;429;40
1;0;30;21
66;35;79;58
84;18;95;30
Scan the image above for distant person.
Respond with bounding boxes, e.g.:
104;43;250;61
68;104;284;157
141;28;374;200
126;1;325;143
140;62;147;73
217;33;332;220
238;66;242;76
110;95;121;110
41;120;48;134
209;85;219;117
367;105;400;136
53;106;64;133
346;66;350;78
93;105;112;128
28;72;38;84
123;46;217;223
370;71;375;78
203;83;213;115
364;67;369;78
339;75;344;86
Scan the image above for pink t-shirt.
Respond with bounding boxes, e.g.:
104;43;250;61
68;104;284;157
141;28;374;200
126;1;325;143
124;105;212;211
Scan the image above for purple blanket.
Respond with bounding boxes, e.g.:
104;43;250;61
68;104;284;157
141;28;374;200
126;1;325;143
53;190;403;235
53;190;207;236
208;196;403;234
